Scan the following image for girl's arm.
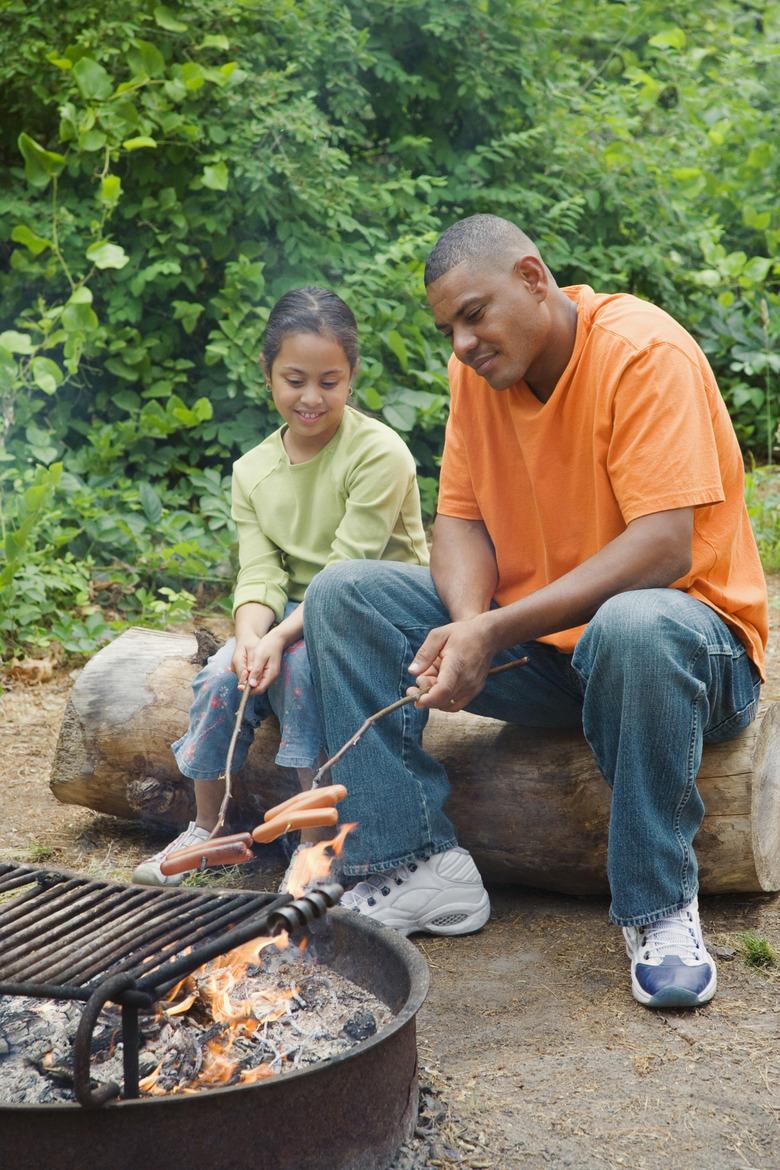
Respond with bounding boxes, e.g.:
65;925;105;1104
325;438;425;564
239;603;307;692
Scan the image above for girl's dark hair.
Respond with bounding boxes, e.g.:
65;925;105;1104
262;286;359;372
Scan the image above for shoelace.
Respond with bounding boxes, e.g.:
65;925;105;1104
151;825;209;863
341;864;415;908
640;908;703;963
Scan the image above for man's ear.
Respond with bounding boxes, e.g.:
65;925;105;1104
513;254;547;298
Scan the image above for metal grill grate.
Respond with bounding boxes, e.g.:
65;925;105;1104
0;862;283;998
0;862;342;1105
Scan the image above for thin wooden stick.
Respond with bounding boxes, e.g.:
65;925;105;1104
309;654;529;788
211;654;529;835
211;684;251;838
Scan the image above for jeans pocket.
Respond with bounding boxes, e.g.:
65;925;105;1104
704;669;761;744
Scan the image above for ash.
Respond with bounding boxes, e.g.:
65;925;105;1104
0;941;391;1103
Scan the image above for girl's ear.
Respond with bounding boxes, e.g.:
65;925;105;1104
350;358;360;391
260;356;272;386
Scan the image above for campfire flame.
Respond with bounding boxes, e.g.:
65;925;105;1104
139;829;354;1096
286;822;355;897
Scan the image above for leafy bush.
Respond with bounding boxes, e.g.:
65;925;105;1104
0;0;777;661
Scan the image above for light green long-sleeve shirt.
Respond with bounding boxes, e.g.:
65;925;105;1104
231;405;429;620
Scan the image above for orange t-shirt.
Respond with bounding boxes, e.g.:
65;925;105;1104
437;285;768;678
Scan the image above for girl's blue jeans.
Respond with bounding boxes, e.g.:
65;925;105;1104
304;562;761;925
172;603;324;779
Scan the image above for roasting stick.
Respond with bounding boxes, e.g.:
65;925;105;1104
208;653;528;845
308;654;529;789
211;684;251;837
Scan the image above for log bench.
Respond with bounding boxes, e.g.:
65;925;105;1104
50;626;780;896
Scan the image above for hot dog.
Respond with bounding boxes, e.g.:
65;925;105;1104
263;784;347;821
252;807;339;844
159;839;255;876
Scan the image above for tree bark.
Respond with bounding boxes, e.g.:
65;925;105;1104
50;626;780;895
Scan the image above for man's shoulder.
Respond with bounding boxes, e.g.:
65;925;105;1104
578;287;700;360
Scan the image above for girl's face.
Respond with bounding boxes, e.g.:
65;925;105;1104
266;331;353;460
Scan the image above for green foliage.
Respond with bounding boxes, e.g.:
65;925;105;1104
0;0;778;660
744;465;780;573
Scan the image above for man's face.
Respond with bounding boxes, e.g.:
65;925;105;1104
426;257;551;391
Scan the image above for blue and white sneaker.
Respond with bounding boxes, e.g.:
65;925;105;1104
623;897;717;1008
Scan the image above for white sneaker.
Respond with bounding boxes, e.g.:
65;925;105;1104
340;847;490;937
623;897;717;1008
132;822;211;887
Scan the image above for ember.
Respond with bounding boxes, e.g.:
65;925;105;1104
0;929;391;1104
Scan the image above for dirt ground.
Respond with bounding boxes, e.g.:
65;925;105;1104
1;580;779;1169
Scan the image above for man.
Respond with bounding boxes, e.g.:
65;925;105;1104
304;214;767;1008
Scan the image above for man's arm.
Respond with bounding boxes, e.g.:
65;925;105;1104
411;506;694;709
430;514;498;619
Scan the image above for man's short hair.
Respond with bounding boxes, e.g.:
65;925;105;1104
424;214;537;287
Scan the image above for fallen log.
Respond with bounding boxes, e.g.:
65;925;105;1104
50;626;780;895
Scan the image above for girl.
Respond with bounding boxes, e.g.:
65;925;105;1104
133;287;429;885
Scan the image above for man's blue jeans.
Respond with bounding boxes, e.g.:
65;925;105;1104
304;562;761;925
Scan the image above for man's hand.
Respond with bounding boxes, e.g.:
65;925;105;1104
232;629;286;693
408;614;497;711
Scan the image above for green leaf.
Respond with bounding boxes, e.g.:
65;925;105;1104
648;28;687;50
382;403;417;431
200;34;230;50
360;386;384;410
72;56;113;100
154;4;188;31
122;136;157;151
139;482;163;524
11;224;52;256
69;286;94;304
179;62;206;90
0;330;33;354
17;132;66;189
172;300;205;334
128;39;166;78
79;129;107;152
62;302;99;332
746;143;772;170
99;175;122;207
741;256;772;284
743;207;771;231
30;357;64;395
86;241;130;270
202;161;228;190
385;329;408;372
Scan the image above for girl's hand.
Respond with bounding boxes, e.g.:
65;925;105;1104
232;630;286;693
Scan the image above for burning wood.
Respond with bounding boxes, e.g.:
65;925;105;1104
0;928;390;1103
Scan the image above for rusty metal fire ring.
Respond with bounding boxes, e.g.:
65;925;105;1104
0;909;430;1170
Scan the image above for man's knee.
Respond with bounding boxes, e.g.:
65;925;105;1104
306;560;387;614
575;589;702;673
306;560;426;615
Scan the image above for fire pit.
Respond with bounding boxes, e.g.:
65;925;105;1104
0;863;429;1170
